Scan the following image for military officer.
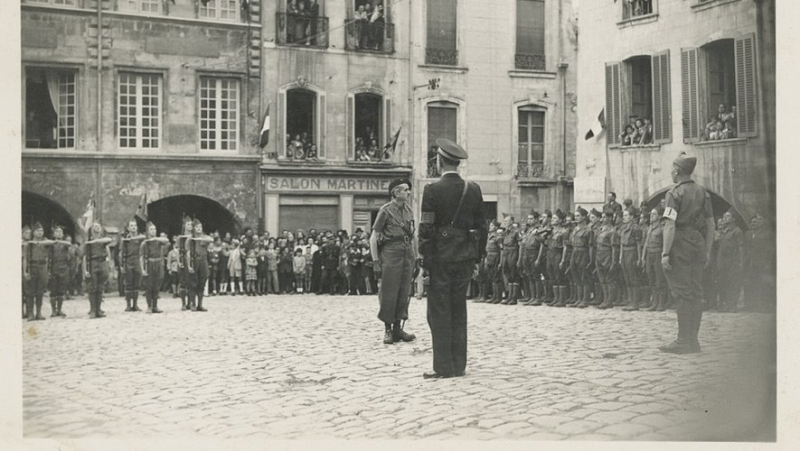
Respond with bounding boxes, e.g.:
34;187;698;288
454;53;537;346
140;221;170;313
419;138;487;379
49;224;72;317
660;152;715;354
371;178;418;344
121;219;146;312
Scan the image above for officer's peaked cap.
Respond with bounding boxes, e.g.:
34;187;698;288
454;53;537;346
435;138;469;160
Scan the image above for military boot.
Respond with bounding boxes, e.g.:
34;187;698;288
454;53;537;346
648;287;660;311
592;283;604;306
505;284;517;305
519;279;532;305
383;324;394;344
152;295;163;314
393;321;416;342
656;291;668;311
473;282;487;303
131;292;142;312
598;284;615;309
578;283;593;308
26;296;36;321
56;297;66;317
490;283;503;304
181;293;188;311
568;284;583;308
499;283;511;305
554;286;567;307
529;280;543;306
34;295;46;321
659;301;697;354
623;287;640;311
125;295;133;312
49;297;58;317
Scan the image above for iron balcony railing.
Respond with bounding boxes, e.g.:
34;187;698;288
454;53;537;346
276;12;329;48
425;48;458;66
344;20;394;53
514;53;546;71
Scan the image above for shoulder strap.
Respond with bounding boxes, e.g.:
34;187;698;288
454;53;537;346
449;180;469;227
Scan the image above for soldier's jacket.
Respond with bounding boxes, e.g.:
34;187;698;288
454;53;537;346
569;223;594;250
664;179;714;233
646;222;664;251
521;227;540;253
502;228;521;253
419;173;487;263
715;225;743;268
485;231;501;255
51;242;71;274
546;226;568;250
120;236;143;266
618;221;642;247
373;201;415;245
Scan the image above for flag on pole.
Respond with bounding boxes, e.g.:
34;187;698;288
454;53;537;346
135;192;148;223
81;195;95;233
259;103;271;149
584;108;606;140
379;127;402;161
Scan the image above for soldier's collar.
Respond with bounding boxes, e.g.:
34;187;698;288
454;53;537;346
675;178;695;187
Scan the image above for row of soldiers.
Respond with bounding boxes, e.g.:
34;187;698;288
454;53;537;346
472;194;774;312
21;216;214;321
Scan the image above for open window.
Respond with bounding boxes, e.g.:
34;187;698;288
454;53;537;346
25;67;77;149
347;92;391;162
345;0;393;53
621;0;656;21
279;86;326;160
605;51;671;147
277;0;329;48
681;35;756;143
515;0;545;71
517;107;546;178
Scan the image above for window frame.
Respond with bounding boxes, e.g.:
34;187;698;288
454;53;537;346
424;0;459;66
620;0;658;23
117;71;163;151
117;0;161;14
198;76;241;153
346;89;391;162
24;0;80;7
199;0;240;22
515;0;546;72
23;65;79;150
277;84;327;160
516;105;547;178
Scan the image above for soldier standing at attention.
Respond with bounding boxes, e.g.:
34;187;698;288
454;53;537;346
49;225;72;317
121;219;146;312
22;226;32;319
714;209;745;312
546;210;569;307
419;138;487;379
660;153;715;354
475;220;501;304
642;205;668;311
177;217;194;310
500;218;522;305
567;207;594;309
140;221;170;313
83;221;113;319
25;222;55;321
371;178;418;345
187;219;214;312
519;212;541;306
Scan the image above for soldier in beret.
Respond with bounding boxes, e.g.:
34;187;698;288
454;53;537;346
24;222;55;321
48;224;72;317
371;178;418;344
567;207;594;309
545;209;569;307
660;152;715;354
642;205;668;311
187;218;214;312
419;138;487;379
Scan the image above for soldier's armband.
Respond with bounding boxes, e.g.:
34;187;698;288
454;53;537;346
420;212;435;224
663;207;677;221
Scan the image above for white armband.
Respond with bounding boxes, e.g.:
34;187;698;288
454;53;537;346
663;207;677;221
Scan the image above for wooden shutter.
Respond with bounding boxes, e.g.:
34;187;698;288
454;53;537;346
346;95;354;160
651;50;672;143
317;93;326;158
277;90;286;156
681;47;701;142
605;62;624;146
735;33;757;137
383;96;392;150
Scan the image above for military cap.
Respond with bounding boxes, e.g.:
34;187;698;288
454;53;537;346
192;218;203;227
22;225;31;233
554;209;566;220
435;138;469;160
544;209;552;217
52;223;64;231
146;221;156;229
575;206;588;218
530;209;540;218
387;178;411;196
32;221;43;231
623;198;633;207
590;208;602;217
673;151;697;174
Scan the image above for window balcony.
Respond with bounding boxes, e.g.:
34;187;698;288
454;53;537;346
345;20;394;54
516;162;548;179
425;48;458;66
276;12;329;49
515;53;546;71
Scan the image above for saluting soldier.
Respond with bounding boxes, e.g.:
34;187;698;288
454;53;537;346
536;211;554;304
83;221;113;319
519;211;542;306
187;219;214;311
140;221;170;313
371;178;418;345
48;224;72;317
595;208;620;309
619;207;643;311
545;210;569;307
24;222;55;321
419;138;487;379
121;219;146;312
567;207;594;309
588;208;603;306
660;153;715;354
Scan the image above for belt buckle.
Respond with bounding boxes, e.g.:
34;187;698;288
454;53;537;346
441;230;448;237
403;236;410;243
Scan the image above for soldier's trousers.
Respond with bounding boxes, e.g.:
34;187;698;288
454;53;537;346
427;260;472;377
87;261;109;315
143;260;164;305
664;230;706;342
484;253;501;284
208;263;219;294
645;251;667;294
501;249;520;284
546;249;566;285
124;265;142;302
187;259;209;305
595;248;614;283
621;247;639;288
570;249;591;285
377;242;414;324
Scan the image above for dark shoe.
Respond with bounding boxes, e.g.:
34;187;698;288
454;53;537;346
34;313;46;321
131;304;142;312
392;323;416;342
57;310;66;318
195;306;207;312
152;307;163;314
422;372;453;379
383;330;394;345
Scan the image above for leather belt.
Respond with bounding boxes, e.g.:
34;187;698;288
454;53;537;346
384;236;411;244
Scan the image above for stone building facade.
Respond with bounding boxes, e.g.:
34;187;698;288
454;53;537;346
574;0;775;226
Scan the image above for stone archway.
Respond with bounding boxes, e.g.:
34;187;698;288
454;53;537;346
643;186;748;230
146;195;241;239
22;191;78;240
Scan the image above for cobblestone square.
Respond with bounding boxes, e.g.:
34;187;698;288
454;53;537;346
22;293;775;441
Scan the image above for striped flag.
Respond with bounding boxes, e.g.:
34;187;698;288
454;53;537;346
379;127;402;161
584;108;606;140
81;195;95;233
135;192;148;223
259;103;270;149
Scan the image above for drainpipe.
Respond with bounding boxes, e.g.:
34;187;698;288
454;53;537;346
96;0;103;151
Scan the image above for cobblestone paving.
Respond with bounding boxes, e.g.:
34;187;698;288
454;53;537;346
22;293;775;440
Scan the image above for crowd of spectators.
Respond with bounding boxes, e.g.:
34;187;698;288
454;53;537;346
352;2;386;51
286;0;321;45
286;133;318;160
623;0;654;20
618;115;653;146
354;126;386;162
703;103;737;141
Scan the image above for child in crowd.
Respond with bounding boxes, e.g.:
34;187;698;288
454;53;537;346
245;249;258;296
293;248;307;294
257;244;268;295
621;124;635;146
227;239;243;295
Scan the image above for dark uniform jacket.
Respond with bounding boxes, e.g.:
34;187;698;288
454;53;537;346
419;173;488;264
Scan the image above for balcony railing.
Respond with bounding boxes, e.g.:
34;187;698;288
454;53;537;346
276;12;329;48
515;53;546;71
425;48;458;66
516;162;547;179
344;20;394;54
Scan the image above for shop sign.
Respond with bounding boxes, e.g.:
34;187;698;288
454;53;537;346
266;176;391;193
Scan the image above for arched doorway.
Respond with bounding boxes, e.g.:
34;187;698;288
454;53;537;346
22;191;78;240
643;187;748;230
146;195;240;239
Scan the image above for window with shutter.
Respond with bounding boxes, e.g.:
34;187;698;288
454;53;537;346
605;62;623;146
384;97;392;150
317;94;326;158
352;93;382;161
735;34;757;137
651;50;671;143
681;47;701;142
285;88;317;160
346;95;354;159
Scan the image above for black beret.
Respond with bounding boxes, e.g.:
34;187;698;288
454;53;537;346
388;178;411;196
435;138;469;160
590;208;602;217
